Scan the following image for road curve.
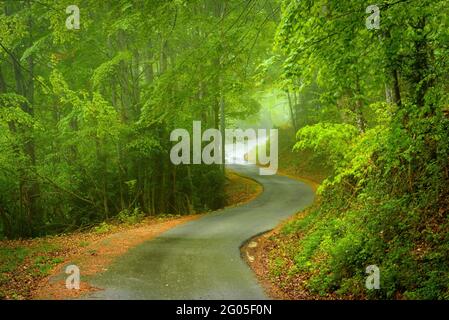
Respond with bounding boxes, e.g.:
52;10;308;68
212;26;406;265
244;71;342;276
85;164;315;299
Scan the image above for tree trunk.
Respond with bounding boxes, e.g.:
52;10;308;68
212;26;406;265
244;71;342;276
353;76;366;134
0;64;6;92
286;89;298;133
7;3;41;236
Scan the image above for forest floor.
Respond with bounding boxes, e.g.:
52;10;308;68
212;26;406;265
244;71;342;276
0;170;262;300
241;206;330;300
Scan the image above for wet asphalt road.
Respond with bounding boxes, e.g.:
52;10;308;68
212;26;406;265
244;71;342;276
84;164;315;300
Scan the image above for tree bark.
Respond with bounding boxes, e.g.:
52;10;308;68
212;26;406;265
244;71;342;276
286;89;298;133
353;76;366;134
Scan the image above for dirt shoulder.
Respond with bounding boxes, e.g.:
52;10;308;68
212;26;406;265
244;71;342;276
225;170;263;207
241;173;321;300
32;215;200;300
241;209;323;300
1;170;262;300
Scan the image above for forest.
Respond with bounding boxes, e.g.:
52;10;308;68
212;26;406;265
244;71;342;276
1;0;449;300
0;0;277;238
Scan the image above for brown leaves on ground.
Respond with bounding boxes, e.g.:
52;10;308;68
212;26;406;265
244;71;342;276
1;169;263;300
0;232;106;300
0;215;199;300
241;213;337;300
241;212;315;300
240;164;328;300
225;171;263;207
32;215;200;300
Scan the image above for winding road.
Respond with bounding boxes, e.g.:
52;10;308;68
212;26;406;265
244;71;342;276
85;164;315;299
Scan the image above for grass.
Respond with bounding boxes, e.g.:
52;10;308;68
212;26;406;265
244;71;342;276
0;241;63;299
0;247;30;274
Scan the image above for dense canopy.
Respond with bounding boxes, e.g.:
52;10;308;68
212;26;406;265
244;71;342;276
1;0;449;300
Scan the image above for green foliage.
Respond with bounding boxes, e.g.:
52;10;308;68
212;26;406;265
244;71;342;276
94;222;113;234
32;255;63;276
294;123;359;170
0;247;30;274
117;208;144;225
270;0;449;300
0;0;277;238
279;107;449;299
91;52;131;89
